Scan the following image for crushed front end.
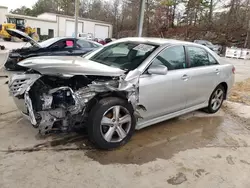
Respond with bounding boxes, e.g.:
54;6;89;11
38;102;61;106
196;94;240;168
9;71;140;135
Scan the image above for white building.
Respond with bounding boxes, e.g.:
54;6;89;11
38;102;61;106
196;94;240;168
0;6;113;39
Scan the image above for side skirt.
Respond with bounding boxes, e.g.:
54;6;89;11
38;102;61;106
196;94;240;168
135;103;208;130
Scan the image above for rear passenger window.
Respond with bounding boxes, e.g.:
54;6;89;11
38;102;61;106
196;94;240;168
77;40;92;48
208;53;219;65
187;46;210;67
154;46;186;70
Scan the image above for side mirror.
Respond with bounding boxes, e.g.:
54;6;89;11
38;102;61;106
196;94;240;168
148;64;168;75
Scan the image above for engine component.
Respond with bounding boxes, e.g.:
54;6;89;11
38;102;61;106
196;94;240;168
38;108;65;135
41;94;53;110
51;89;74;108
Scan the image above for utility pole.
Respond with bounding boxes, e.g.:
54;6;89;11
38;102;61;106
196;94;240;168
244;0;250;48
74;0;79;38
209;0;213;25
244;20;250;48
137;0;146;37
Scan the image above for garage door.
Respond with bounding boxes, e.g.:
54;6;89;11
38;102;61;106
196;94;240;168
66;21;83;36
94;25;109;39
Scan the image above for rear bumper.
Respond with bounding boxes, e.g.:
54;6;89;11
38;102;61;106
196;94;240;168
225;74;235;99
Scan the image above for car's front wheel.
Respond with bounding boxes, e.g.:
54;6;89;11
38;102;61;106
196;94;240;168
88;97;136;149
204;85;225;114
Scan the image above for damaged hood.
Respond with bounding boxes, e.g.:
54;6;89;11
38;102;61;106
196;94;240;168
18;56;125;77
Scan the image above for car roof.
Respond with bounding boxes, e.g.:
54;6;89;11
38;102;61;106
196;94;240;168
46;36;94;41
112;37;201;47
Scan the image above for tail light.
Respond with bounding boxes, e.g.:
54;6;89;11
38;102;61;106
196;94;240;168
232;66;235;74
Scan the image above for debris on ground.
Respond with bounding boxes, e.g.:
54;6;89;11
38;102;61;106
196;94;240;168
229;78;250;105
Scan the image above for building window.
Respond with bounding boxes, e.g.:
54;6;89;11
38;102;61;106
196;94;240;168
37;28;41;36
48;29;54;38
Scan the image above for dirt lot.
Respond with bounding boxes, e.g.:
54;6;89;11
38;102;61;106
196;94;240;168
1;43;250;188
229;78;250;105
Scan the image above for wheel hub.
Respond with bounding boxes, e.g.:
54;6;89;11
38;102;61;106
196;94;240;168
211;88;224;111
100;105;132;143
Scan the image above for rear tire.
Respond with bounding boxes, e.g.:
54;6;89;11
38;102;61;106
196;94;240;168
88;97;136;150
204;85;225;114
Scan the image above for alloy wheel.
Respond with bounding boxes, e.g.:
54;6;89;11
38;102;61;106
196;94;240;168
211;88;224;111
100;105;132;143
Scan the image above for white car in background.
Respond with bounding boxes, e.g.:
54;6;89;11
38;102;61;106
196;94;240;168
72;32;94;40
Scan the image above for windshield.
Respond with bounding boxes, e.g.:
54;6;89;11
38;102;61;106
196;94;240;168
38;38;61;48
16;19;25;25
89;42;158;71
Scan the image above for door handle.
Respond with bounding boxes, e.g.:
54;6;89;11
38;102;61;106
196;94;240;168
182;74;189;81
215;69;220;74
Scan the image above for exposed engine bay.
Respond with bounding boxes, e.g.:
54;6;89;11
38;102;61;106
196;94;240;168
9;70;140;135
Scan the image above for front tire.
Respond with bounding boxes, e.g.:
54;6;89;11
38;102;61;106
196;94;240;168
204;85;225;114
88;97;136;150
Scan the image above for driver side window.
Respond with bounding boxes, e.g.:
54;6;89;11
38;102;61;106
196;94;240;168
50;39;74;49
151;46;186;70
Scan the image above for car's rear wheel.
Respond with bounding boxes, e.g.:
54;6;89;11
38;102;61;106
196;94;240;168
204;85;225;114
88;97;136;150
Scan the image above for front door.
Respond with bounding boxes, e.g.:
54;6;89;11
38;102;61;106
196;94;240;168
138;45;188;122
47;39;76;56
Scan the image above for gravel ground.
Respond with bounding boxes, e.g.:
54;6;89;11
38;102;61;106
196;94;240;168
1;42;250;188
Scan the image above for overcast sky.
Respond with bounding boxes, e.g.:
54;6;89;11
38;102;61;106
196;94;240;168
0;0;227;12
0;0;35;10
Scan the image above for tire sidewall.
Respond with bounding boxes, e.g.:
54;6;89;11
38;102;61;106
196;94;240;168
88;97;136;150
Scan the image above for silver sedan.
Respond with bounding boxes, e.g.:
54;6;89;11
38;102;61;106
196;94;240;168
9;38;235;149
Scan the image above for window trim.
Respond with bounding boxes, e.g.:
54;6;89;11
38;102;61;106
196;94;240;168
143;44;188;74
207;52;219;65
185;45;219;68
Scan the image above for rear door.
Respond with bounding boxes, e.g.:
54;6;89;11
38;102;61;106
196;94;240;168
184;46;220;108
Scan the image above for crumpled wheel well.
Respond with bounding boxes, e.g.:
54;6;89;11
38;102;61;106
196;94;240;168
84;91;130;114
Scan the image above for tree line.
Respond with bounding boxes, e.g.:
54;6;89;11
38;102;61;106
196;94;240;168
10;0;250;48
